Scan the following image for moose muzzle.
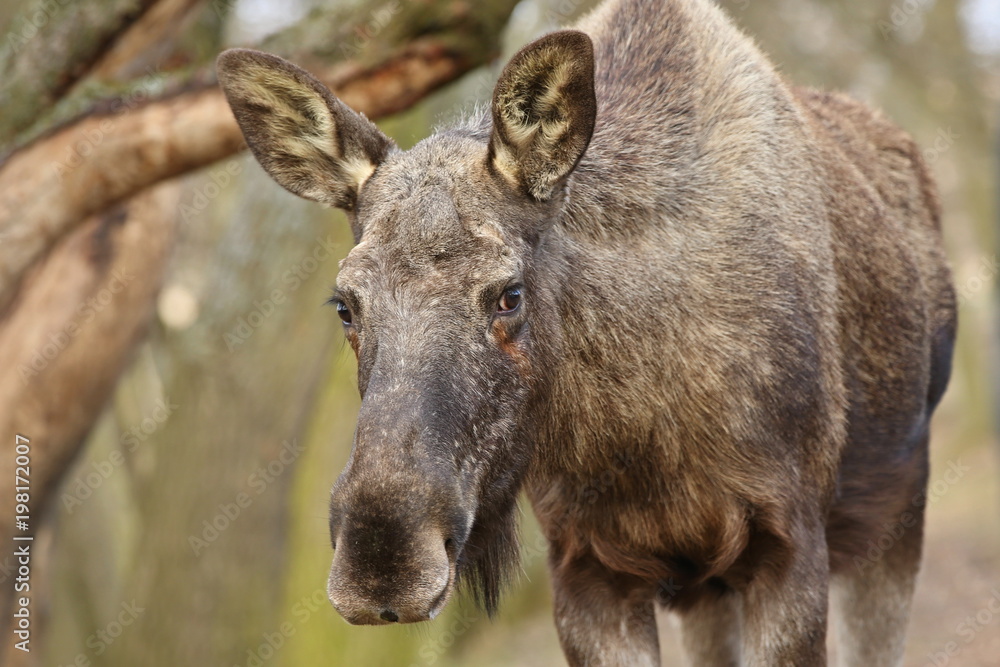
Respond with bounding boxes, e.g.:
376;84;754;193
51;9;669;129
326;405;471;625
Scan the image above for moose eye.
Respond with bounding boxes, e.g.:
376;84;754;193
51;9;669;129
497;287;522;314
335;300;353;324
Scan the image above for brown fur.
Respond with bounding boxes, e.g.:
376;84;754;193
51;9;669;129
217;0;955;664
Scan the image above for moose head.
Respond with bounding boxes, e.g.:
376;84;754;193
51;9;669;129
217;31;596;624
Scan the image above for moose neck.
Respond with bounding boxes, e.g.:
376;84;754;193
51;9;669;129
521;0;807;482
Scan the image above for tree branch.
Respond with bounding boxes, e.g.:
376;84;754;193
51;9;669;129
0;0;519;311
0;0;161;145
88;0;209;81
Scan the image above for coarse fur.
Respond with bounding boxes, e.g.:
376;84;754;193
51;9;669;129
217;0;956;664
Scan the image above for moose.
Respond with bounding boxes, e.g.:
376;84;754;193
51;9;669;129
217;0;956;663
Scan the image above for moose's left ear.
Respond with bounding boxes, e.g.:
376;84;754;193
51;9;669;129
488;30;596;201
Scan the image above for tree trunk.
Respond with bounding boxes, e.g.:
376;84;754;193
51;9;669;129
0;181;181;667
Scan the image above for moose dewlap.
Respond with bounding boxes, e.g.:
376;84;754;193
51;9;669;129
217;0;956;664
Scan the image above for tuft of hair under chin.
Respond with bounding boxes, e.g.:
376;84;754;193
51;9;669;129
456;502;521;617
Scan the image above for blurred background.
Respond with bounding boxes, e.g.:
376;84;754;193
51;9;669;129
0;0;996;665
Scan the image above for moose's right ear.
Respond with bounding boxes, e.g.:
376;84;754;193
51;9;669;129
216;48;394;210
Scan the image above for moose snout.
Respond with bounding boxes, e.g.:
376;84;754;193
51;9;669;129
327;525;455;625
326;396;473;625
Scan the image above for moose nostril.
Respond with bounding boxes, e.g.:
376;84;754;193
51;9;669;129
380;609;399;623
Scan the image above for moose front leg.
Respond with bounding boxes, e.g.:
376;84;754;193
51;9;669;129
549;552;660;667
739;526;830;667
